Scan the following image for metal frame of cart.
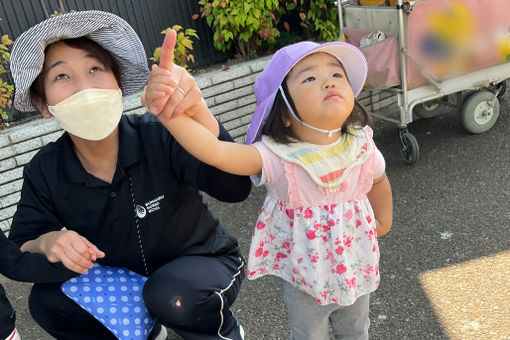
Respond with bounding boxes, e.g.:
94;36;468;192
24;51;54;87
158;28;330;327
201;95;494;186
337;0;510;164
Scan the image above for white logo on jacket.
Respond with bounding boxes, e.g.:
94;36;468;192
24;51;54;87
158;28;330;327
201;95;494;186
136;195;165;218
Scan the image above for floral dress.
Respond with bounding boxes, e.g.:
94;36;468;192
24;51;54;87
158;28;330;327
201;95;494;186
248;126;385;306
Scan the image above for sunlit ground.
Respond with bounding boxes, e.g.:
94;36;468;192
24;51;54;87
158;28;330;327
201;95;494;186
418;251;510;340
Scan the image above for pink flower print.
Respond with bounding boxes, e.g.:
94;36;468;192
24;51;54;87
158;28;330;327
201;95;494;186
259;268;268;275
256;222;265;230
286;209;294;219
354;205;360;214
345;277;356;288
316;299;323;305
259;207;264;215
289;221;294;228
325;249;335;266
314;222;321;231
343;235;353;248
355;219;362;228
332;298;338;304
279;201;285;211
306;229;316;240
365;229;374;241
275;252;288;262
292;266;299;274
320;291;329;300
329;219;335;227
322;224;331;233
308;252;319;263
322;236;328;243
373;245;377;252
273;264;280;270
366;215;372;224
365;264;373;274
300;278;308;287
298;257;303;264
263;250;269;257
330;204;337;213
304;208;313;219
282;241;291;250
254;247;264;257
375;265;379;275
344;209;353;220
334;237;341;246
336;264;347;275
323;205;329;211
335;245;344;255
248;270;256;276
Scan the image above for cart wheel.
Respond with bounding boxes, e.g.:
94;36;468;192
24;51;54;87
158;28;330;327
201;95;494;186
399;132;420;164
460;90;500;134
414;100;440;119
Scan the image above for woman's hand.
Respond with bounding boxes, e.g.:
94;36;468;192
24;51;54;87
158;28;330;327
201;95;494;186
21;230;105;274
142;29;209;124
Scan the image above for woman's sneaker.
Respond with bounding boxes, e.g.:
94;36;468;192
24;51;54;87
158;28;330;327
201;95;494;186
148;323;167;340
239;324;245;340
5;328;21;340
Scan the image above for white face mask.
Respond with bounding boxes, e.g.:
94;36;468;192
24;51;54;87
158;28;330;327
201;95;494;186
48;88;123;141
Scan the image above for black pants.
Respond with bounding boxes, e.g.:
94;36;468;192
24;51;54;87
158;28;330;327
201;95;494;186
29;255;245;340
0;284;15;339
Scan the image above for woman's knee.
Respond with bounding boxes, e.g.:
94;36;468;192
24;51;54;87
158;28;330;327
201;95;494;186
143;271;202;327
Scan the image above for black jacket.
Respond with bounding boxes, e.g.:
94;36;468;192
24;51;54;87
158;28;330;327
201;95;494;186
8;114;251;277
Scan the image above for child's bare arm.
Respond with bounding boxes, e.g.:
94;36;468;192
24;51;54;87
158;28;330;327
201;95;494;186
163;113;262;176
367;173;393;236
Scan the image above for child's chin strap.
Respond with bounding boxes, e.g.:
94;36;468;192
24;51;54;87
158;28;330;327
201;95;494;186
279;86;342;137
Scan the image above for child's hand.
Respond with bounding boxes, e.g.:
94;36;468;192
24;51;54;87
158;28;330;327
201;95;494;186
142;29;207;124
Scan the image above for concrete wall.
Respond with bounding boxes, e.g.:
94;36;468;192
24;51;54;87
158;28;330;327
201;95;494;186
0;56;396;235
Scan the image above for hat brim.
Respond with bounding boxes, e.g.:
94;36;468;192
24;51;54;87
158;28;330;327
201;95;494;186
245;41;368;144
11;10;150;112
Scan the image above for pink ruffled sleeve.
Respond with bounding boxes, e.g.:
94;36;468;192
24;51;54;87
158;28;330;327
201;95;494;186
363;126;386;179
250;141;271;187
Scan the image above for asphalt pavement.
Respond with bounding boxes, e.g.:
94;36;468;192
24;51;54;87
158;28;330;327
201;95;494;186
4;89;510;339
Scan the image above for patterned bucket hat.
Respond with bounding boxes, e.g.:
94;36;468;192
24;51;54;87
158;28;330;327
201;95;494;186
10;10;150;112
245;41;367;144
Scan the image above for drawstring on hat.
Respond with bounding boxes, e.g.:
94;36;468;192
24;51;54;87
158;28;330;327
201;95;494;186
279;86;342;137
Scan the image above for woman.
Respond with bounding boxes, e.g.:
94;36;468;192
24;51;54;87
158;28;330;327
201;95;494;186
7;10;250;340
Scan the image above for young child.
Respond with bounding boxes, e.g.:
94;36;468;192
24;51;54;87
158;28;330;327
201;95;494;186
0;232;78;340
145;35;393;339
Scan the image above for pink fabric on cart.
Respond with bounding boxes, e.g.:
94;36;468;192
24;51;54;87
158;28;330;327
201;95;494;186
344;0;510;89
344;28;401;89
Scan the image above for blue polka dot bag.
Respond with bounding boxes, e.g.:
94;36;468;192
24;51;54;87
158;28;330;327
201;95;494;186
61;263;156;339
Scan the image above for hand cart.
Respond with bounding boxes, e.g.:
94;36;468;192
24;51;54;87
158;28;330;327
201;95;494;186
337;0;510;164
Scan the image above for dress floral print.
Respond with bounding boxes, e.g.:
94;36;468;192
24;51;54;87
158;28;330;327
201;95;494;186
248;126;384;306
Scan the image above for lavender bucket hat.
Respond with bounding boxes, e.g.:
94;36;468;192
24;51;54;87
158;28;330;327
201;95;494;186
245;41;368;144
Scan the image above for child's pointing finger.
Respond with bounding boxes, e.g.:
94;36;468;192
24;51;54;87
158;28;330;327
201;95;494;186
159;29;177;71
